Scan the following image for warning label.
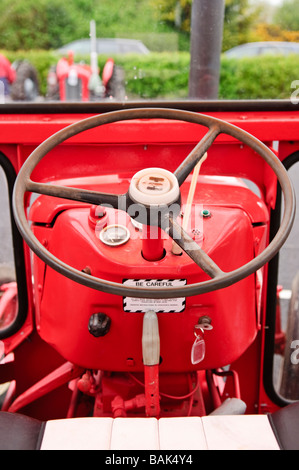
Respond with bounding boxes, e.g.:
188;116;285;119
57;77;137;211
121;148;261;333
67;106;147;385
123;279;186;313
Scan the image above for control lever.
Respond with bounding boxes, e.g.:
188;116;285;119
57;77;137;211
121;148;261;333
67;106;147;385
142;310;160;417
172;152;207;255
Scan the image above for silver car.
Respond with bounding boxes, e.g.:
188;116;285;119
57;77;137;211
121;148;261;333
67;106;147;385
224;41;299;58
57;38;150;56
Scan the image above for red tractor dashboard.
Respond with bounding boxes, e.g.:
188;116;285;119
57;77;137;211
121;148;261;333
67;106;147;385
0;102;298;428
30;173;267;372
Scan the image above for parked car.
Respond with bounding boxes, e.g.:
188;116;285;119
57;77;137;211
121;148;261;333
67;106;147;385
57;38;150;56
224;41;299;59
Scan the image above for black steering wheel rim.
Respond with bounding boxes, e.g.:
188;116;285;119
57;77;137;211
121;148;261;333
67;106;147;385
12;108;296;298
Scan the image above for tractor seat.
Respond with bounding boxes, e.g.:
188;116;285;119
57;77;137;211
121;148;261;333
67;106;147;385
0;402;299;450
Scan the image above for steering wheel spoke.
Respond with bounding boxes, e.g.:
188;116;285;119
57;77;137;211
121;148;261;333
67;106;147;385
174;125;220;186
166;216;223;279
26;180;122;209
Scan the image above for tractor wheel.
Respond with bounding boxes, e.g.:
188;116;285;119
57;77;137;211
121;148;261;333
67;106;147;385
10;60;39;101
279;271;299;400
106;65;126;100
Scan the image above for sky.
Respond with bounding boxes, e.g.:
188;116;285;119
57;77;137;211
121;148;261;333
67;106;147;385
251;0;284;4
265;0;284;4
250;0;284;9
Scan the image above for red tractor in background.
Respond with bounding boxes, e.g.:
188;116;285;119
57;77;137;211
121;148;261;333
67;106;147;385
46;20;125;102
46;51;125;102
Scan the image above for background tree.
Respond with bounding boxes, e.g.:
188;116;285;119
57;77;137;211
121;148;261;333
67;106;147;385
151;0;261;51
0;0;272;52
222;0;262;50
0;0;75;50
0;0;166;51
273;0;299;31
151;0;192;33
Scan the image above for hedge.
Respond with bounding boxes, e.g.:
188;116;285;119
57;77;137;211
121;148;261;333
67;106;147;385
118;53;299;100
1;49;299;100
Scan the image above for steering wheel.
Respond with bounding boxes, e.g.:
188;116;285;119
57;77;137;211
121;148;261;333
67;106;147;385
13;108;295;298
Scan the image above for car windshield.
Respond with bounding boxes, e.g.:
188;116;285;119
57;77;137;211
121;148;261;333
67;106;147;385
0;0;298;104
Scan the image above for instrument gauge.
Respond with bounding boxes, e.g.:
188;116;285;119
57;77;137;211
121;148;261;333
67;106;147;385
99;224;130;247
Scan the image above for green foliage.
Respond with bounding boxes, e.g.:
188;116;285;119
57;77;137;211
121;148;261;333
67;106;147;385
0;0;172;51
253;23;299;43
151;0;192;33
219;55;299;99
3;49;299;101
0;0;76;50
108;52;299;100
151;0;262;52
0;0;263;53
114;52;190;98
222;0;262;50
66;0;159;38
273;0;299;31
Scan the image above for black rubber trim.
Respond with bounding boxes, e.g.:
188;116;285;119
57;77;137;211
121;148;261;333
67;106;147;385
0;99;297;114
0;152;28;339
263;151;299;407
0;411;43;450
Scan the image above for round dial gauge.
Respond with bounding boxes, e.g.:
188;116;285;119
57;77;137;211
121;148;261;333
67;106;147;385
99;224;130;246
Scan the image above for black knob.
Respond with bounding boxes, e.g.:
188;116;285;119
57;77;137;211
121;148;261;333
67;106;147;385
88;313;111;337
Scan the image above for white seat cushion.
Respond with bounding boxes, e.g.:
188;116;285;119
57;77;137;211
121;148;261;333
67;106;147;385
159;417;207;450
40;417;113;450
40;414;280;450
110;417;159;450
202;415;280;450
